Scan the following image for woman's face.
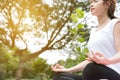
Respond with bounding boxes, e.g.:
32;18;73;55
90;0;108;17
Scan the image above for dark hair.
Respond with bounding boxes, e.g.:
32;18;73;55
103;0;116;19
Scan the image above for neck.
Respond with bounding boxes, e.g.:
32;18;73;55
97;15;111;28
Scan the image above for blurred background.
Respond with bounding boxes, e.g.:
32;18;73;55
0;0;120;80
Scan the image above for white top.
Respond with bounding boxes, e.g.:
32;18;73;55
87;19;120;74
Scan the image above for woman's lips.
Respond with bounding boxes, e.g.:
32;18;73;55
90;7;95;10
90;8;95;12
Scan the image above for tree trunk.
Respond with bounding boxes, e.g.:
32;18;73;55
15;62;24;80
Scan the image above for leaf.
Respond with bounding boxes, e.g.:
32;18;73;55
83;47;88;53
76;8;84;18
70;28;77;35
76;47;81;52
71;9;84;23
77;24;84;29
80;32;86;35
71;14;78;23
77;37;85;42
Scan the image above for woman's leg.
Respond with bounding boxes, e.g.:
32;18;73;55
82;63;120;80
53;72;82;80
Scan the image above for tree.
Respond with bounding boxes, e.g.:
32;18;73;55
0;43;10;80
0;0;90;79
32;58;51;80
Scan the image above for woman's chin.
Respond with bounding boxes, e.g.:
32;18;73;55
91;13;97;16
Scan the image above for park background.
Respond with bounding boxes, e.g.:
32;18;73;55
0;0;120;80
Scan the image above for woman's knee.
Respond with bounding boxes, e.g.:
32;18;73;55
82;63;120;80
53;72;62;80
53;72;75;80
82;63;104;79
59;76;75;80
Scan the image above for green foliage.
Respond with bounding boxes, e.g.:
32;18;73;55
71;8;84;23
0;43;54;79
0;44;11;63
6;58;18;78
0;0;90;79
118;0;120;3
57;9;89;70
76;8;84;18
78;24;84;29
70;8;89;54
0;64;6;80
19;58;47;79
70;28;77;35
0;44;16;79
32;58;48;74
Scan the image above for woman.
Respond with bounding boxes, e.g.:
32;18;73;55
51;0;120;80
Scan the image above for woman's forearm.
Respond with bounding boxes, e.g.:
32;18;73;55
109;51;120;64
66;60;92;73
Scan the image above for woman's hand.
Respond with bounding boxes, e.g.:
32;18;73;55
86;51;111;65
51;64;69;73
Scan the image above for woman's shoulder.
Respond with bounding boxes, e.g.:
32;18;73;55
113;18;120;52
112;18;120;26
109;18;120;27
114;19;120;30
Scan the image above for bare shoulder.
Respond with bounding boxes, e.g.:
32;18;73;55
114;19;120;51
114;19;120;32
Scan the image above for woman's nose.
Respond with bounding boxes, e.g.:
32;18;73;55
90;3;94;8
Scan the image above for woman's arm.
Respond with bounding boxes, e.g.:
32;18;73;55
51;60;91;73
67;60;91;72
109;21;120;64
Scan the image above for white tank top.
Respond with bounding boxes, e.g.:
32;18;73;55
87;19;120;74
